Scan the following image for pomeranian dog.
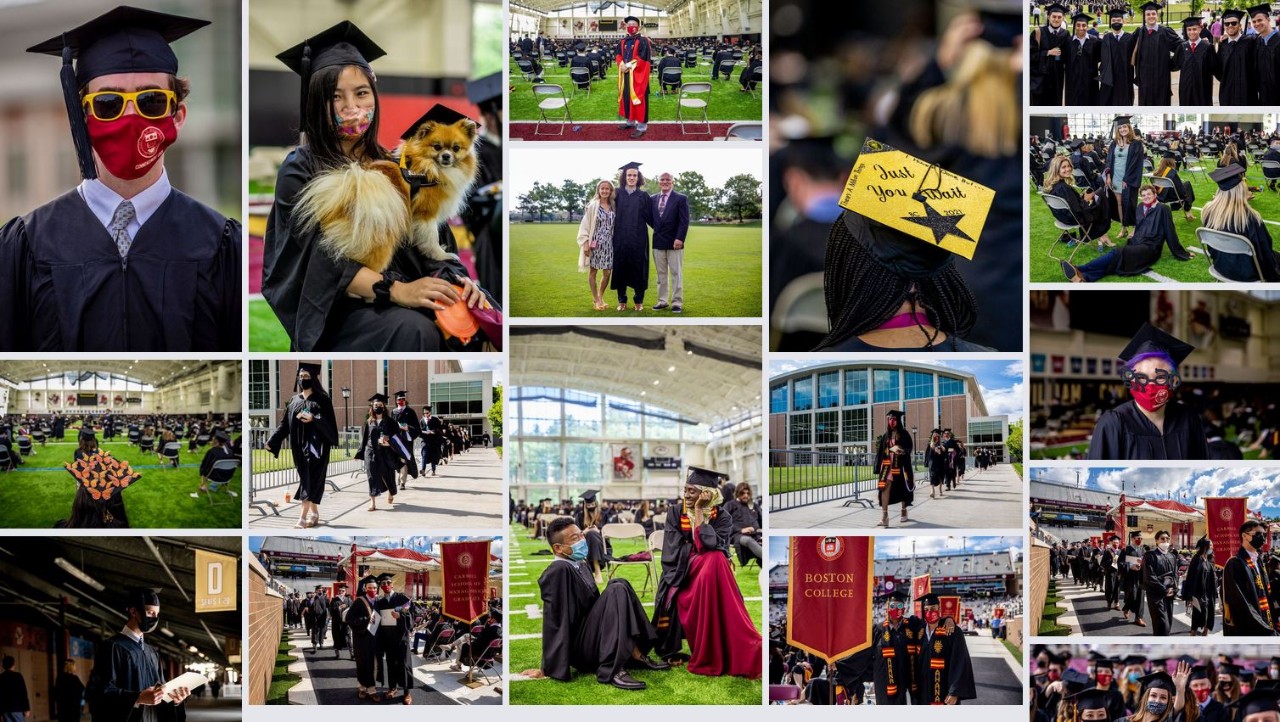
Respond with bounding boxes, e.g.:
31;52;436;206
291;117;478;273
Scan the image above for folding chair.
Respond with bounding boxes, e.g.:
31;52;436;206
128;427;140;445
1183;152;1209;181
0;446;12;471
196;433;210;447
723;121;762;141
1197;227;1267;283
676;82;712;135
660;66;683;97
467;638;503;684
646;529;664;593
201;458;241;504
731;49;744;63
161;442;181;469
1146;174;1189;219
569;67;592;99
770;272;828;349
1042;192;1090;264
717;58;737;81
684;50;698;68
426;626;456;661
556;51;568;67
747;66;762;97
650;512;666;528
1261;160;1280;192
17;437;31;456
31;430;45;446
602;523;655;595
532;84;572;136
515;59;537;83
138;436;155;454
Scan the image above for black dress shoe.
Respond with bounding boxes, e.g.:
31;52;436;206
628;655;671;671
630;130;647;139
607;672;647;690
1059;259;1075;281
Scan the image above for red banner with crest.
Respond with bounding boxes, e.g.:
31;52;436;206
1204;497;1248;570
787;536;875;663
440;540;492;622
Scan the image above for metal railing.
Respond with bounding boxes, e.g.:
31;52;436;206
768;448;927;512
247;427;364;516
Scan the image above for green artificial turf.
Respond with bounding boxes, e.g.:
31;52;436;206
1031;440;1263;460
507;524;762;705
509;60;763;123
268;635;300;705
509;223;761;317
250;300;291;352
0;441;241;529
1029;165;1280;283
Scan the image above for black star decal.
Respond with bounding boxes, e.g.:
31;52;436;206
901;202;975;245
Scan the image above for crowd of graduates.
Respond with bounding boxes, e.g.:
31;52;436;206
512;31;763;91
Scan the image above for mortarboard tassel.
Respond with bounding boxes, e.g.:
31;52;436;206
61;41;97;180
299;45;311;138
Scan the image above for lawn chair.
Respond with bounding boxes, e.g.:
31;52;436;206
532;84;572;136
602;522;655;595
1261;160;1280;192
660;66;683;97
676;82;712;135
161;442;181;469
17;437;32;456
138;436;155;453
1146;174;1189;219
1197;227;1267;283
717;58;737;81
426;626;456;662
201;458;241;504
722;122;762;141
515;59;538;83
466;638;503;685
569;66;592;99
1042;192;1090;264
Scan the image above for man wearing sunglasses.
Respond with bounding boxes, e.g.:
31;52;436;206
1216;9;1258;105
1087;323;1208;460
0;6;240;352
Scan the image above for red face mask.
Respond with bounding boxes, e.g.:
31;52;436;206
1194;688;1212;704
86;113;177;180
627;26;639;35
924;610;940;624
887;608;903;622
1097;672;1114;686
1048;669;1061;681
1130;382;1171;412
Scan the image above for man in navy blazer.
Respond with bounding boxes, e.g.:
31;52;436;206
650;173;690;312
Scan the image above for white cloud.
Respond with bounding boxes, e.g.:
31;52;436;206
1004;360;1025;379
979;382;1024;416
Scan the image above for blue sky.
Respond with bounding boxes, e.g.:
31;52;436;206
460;360;504;386
767;535;1023;564
1033;467;1280;517
768;358;1024;417
248;535;505;557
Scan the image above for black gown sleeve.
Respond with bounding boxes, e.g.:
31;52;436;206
313;394;340;446
1086;410;1122;460
354;419;370;461
1182;407;1207;460
0;217;32;351
538;563;578;681
266;404;291;456
1248;217;1280;281
1223;556;1273;634
218;218;242;351
947;631;977;700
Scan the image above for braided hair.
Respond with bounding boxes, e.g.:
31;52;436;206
815;214;978;350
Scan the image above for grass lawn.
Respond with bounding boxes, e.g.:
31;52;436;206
509;223;761;317
0;441;241;528
508;524;762;705
1002;638;1023;665
1031;439;1263;460
1013;462;1023;479
250;300;291;352
268;635;300;704
250;446;359;474
767;463;925;496
509;60;762;123
1029;164;1280;283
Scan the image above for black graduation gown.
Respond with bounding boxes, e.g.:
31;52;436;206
874;428;914;506
1204;217;1280;282
373;592;415;691
310;596;330;646
1141;547;1178;635
466;135;503;303
1049;181;1111;240
0;188;239;352
1177;39;1216;106
54;670;84;722
1031;25;1071;105
86;633;181;722
1183;554;1217;631
260;146;468;351
1099;32;1136;104
1131;25;1181;105
390;405;421;479
871;618;923;704
1120;543;1146;617
539;558;656;682
723;499;762;564
329;594;352;651
198;445;235;480
266;392;339;504
421;415;445;465
1087;400;1208;460
652;505;733;658
354;415;402;497
346;595;380;687
1092;202;1189;278
1065;36;1101;105
1102;548;1120;605
611;186;652;298
1223;548;1276;636
1256;33;1280;105
1216;36;1257;106
914;623;976;704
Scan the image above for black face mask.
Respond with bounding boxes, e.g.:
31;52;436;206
298;378;313;390
1251;532;1267;550
373;406;384;415
138;613;160;633
1111;22;1124;30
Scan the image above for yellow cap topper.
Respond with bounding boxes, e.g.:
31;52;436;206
838;139;994;260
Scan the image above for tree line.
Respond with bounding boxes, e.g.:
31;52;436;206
515;171;762;223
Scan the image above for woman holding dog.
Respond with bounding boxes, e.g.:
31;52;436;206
261;21;485;351
576;180;616;311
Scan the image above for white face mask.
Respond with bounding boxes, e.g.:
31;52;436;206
1158;542;1170;552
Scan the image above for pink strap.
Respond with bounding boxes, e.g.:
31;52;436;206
877;312;931;330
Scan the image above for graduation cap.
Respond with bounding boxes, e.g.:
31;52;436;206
918;592;941;606
1117;322;1195;367
1258;680;1280;692
1222;663;1244;677
276;21;386;130
879;586;912;602
886;409;905;420
970;0;1022;48
314;584;326;591
1073;13;1094;24
1095;656;1116;670
1231;688;1280;718
78;427;97;442
1123;655;1148;667
212;428;231;444
334;580;349;589
358;575;378;588
489;610;503;622
1210;163;1247;191
1138;1;1163;12
466;71;502;111
1045;3;1068;14
1114;115;1133;128
1109;9;1128;18
1183;16;1203;27
686;466;729;488
1071;689;1114;717
580;489;601;503
1248;4;1273;17
1190;664;1214;681
623;15;641;23
393;391;408;400
1140;672;1177;694
1063;669;1091;694
376;572;395;584
619;161;643;172
26;6;211;180
1271;656;1280;666
368;393;388;404
1223;9;1248;21
125;585;160;609
398;103;474;141
297;362;322;377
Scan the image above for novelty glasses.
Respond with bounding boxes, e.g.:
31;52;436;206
1121;367;1181;391
82;89;178;121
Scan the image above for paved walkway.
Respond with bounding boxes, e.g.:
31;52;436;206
1052;573;1215;637
284;626;500;705
769;464;1023;530
966;632;1024;705
250;448;505;530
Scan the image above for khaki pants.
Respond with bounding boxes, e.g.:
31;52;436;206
653;248;683;306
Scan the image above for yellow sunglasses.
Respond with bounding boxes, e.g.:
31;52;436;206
82;89;177;121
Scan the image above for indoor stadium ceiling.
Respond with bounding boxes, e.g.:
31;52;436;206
509;325;762;422
0;361;227;388
512;0;678;14
0;536;242;666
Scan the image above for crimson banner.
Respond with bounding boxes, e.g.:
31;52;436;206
912;574;931;618
787;536;875;663
939;596;960;621
1204;497;1247;570
440;540;492;622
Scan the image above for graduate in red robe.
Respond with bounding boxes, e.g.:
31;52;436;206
616;15;651;139
653;467;762;679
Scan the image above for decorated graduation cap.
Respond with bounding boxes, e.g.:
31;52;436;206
1117;322;1195;367
125;585;160;609
26;6;210;180
65;449;141;506
276;21;387;128
1249;3;1274;17
686;466;729;488
1210;163;1248;191
1232;688;1280;718
466;71;502;112
399;103;473;142
1072;689;1114;716
1140;672;1177;694
368;392;388;404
